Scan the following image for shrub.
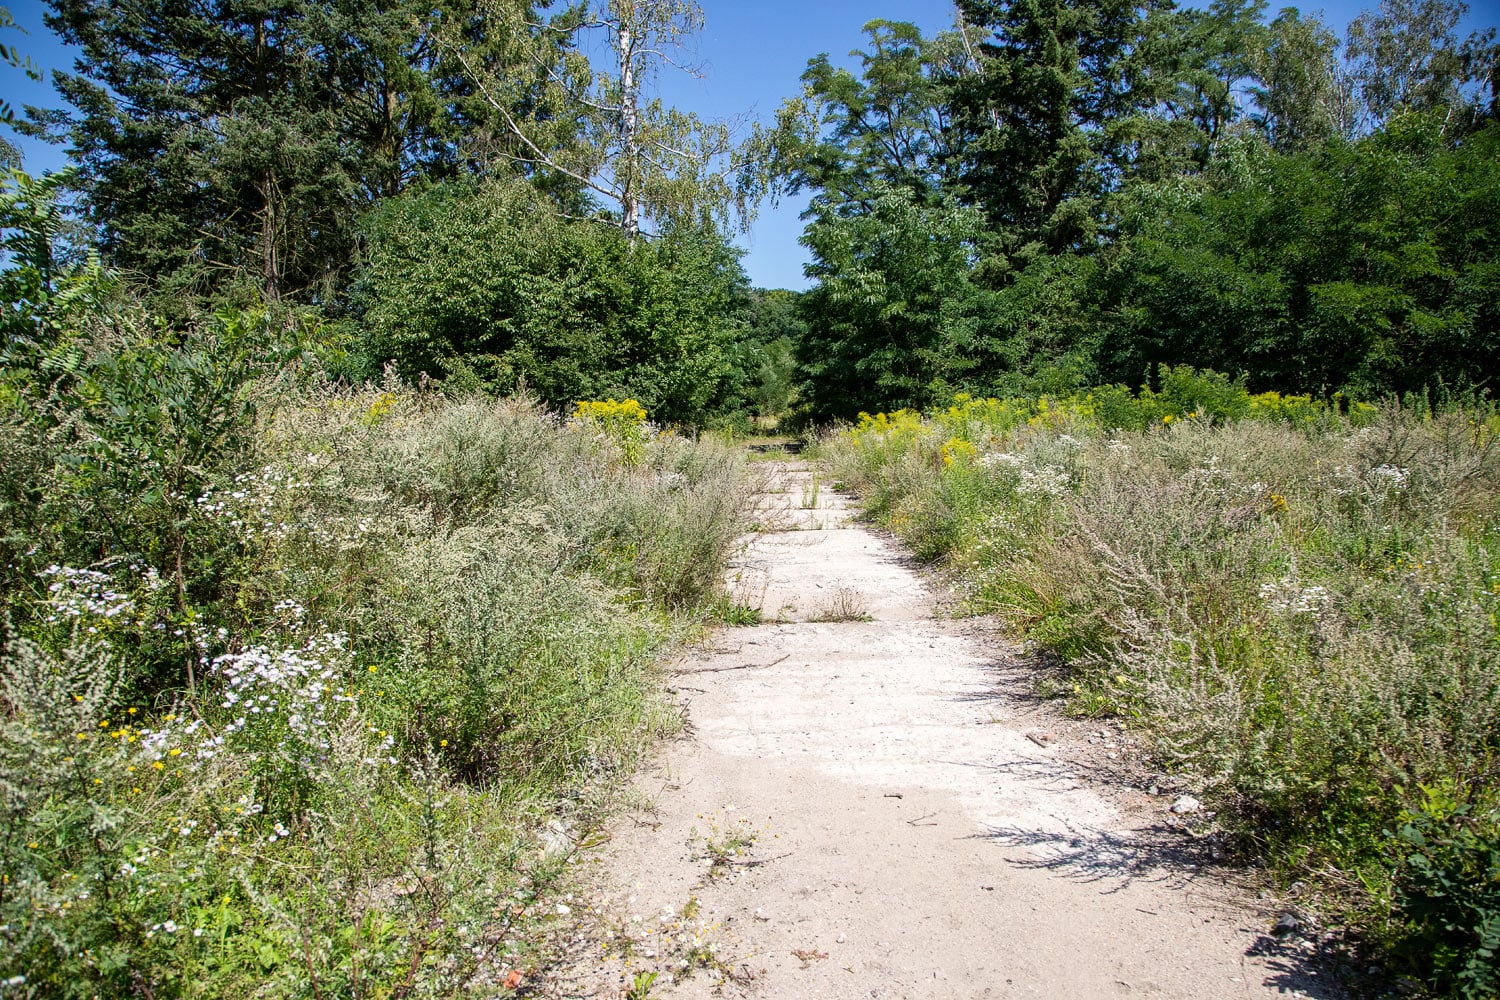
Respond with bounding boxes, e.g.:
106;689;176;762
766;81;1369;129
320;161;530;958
1390;785;1500;999
0;368;751;995
352;178;746;425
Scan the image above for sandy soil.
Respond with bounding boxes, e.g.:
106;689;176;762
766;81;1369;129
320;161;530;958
541;460;1341;999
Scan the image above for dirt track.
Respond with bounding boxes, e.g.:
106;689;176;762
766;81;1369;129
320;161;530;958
550;460;1338;999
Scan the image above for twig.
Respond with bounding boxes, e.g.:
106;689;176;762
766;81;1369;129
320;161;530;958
675;654;789;676
907;812;939;827
722;851;792;868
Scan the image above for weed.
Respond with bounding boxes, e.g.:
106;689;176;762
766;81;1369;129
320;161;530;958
800;472;822;509
626;970;660;999
1389;784;1500;998
703;595;764;626
690;810;762;877
792;947;830;968
809;586;871;622
0;375;751;997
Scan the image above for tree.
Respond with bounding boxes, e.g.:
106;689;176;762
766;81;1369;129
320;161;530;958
353;176;747;422
454;0;774;238
1086;0;1274;183
0;6;40;165
1157;0;1267;161
37;0;480;302
1346;0;1470;127
797;185;994;419
1250;8;1349;151
732;288;805;421
1093;115;1500;395
0;167;110;373
780;20;967;210
947;0;1161;254
1461;27;1498;124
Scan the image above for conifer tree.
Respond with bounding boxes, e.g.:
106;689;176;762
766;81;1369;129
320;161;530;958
38;0;510;301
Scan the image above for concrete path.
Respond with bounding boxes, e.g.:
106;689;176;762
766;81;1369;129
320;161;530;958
550;460;1336;999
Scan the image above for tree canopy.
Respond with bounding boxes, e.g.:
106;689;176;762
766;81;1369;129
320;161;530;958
6;0;1499;420
777;0;1499;416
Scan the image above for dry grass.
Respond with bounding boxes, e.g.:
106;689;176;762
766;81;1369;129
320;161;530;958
809;585;871;622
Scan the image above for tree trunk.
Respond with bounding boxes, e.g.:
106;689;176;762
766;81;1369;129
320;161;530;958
259;170;281;300
253;18;281;300
618;11;640;239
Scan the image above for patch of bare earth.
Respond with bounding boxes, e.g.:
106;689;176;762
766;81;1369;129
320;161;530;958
536;461;1339;999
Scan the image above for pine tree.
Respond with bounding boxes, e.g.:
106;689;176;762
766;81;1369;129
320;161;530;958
948;0;1159;254
39;0;490;301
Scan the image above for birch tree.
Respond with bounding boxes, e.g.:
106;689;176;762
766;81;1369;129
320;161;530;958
456;0;777;238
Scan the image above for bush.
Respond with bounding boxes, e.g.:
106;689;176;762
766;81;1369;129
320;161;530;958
351;178;747;425
1390;785;1500;999
0;339;752;996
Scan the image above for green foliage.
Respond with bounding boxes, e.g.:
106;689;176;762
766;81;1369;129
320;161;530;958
0;168;111;372
0;373;751;996
1347;0;1472;123
721;289;805;425
454;0;780;239
0;633;575;999
1;163;753;992
949;0;1155;251
788;5;1500;415
1097;118;1500;396
352;178;747;425
782;19;964;208
1251;8;1346;151
797;185;996;421
0;5;41;130
35;0;511;302
1;292;309;691
1391;784;1500;998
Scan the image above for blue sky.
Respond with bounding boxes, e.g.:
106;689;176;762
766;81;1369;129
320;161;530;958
4;0;1498;288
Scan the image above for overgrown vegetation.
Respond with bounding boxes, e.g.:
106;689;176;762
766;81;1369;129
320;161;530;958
821;368;1499;995
0;170;751;994
349;178;751;424
5;0;1500;992
782;2;1500;421
1;371;749;994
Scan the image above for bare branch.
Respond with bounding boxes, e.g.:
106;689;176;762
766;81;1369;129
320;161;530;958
453;47;615;200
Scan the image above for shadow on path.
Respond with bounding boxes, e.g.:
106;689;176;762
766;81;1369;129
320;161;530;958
972;822;1351;998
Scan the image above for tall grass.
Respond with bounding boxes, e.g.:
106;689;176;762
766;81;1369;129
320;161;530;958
0;354;751;998
821;376;1500;997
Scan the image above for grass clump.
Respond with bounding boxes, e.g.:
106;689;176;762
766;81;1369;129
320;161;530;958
0;319;752;998
820;375;1500;996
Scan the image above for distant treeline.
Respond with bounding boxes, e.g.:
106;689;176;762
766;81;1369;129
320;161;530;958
3;0;1498;424
788;1;1500;420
